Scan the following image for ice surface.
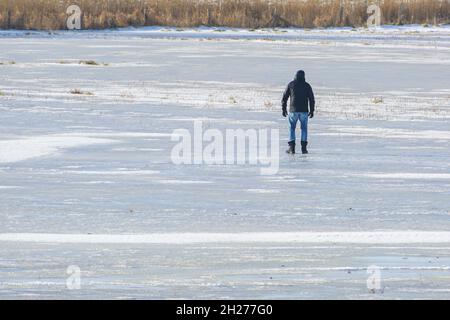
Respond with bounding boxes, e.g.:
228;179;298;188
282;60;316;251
0;26;449;299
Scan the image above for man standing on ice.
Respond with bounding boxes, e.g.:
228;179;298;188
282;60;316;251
282;70;315;154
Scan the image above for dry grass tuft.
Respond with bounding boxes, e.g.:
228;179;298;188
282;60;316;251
371;96;384;104
59;60;108;66
79;60;100;66
70;89;94;95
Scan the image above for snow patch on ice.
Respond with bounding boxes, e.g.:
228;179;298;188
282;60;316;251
246;189;280;194
2;232;450;244
363;173;450;180
0;134;115;163
63;169;160;175
0;132;173;164
326;127;450;140
156;179;212;185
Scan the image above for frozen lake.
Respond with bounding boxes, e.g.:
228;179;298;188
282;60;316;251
0;26;450;299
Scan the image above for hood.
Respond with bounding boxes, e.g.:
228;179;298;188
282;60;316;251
295;70;305;82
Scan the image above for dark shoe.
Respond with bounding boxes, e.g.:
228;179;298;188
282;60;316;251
286;141;295;154
301;141;308;154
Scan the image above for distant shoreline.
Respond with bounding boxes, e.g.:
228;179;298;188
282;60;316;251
1;25;449;42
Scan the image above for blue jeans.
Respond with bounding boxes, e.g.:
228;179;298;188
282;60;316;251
288;112;308;143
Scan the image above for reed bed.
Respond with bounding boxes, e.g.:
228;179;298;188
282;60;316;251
0;0;448;30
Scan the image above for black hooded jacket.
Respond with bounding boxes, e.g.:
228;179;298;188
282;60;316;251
282;70;315;113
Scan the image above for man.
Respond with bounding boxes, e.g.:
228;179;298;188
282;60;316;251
281;70;315;154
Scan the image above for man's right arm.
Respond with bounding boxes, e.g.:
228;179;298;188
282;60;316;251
281;84;290;117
